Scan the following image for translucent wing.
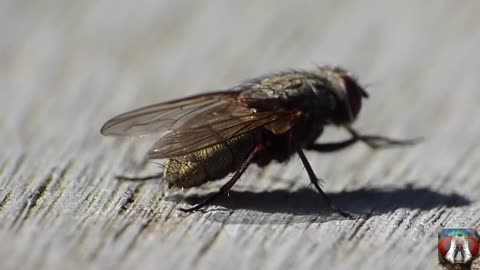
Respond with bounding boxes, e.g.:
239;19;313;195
148;108;291;159
100;91;238;136
101;90;302;159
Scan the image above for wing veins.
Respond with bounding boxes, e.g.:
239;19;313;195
133;100;219;129
169;111;259;137
101;97;231;136
148;113;282;158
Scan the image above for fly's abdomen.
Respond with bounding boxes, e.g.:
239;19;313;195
163;133;256;188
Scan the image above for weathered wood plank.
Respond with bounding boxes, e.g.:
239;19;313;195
1;1;480;269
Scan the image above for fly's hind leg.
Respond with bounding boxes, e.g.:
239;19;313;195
179;145;261;213
115;172;164;182
114;155;165;182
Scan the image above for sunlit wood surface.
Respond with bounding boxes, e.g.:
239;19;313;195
2;1;480;269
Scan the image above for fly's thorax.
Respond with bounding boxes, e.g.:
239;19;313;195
290;81;334;145
163;133;257;188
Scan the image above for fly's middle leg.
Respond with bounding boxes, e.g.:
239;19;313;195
296;145;354;219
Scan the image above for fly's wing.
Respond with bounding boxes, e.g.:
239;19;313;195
101;91;238;136
102;89;303;159
147;104;292;159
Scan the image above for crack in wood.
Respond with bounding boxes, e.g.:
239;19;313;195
0;191;11;212
118;184;143;215
6;154;26;181
11;171;54;230
192;213;233;266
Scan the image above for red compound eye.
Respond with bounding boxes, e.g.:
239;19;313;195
468;237;479;257
340;75;363;119
438;236;452;256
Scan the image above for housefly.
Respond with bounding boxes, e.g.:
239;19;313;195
438;229;480;269
101;66;417;218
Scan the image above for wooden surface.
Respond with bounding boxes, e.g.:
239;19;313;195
2;1;480;270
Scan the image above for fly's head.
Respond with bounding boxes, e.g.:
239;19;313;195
438;230;480;267
315;66;369;125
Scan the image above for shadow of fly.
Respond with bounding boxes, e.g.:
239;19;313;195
101;66;418;218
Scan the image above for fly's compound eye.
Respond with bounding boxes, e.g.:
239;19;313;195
339;75;365;120
438;236;452;257
467;236;479;257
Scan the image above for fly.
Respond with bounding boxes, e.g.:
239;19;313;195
100;66;418;218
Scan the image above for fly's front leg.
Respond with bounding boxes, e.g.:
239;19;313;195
345;126;421;149
307;137;358;152
307;128;419;153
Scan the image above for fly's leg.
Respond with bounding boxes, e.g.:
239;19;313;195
179;145;261;213
296;146;354;219
115;172;164;181
307;128;419;153
346;126;421;149
307;137;358;152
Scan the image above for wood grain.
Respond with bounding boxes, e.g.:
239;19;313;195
2;1;480;269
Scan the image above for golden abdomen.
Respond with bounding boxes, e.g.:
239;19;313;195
163;133;256;188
